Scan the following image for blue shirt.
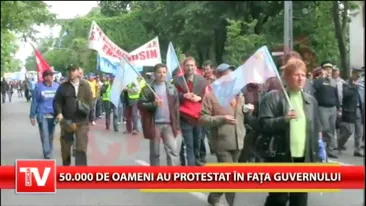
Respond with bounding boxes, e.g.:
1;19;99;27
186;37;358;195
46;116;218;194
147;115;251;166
27;80;36;90
29;82;60;118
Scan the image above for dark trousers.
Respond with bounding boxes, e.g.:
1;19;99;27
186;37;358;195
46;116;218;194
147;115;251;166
125;104;139;132
1;92;5;103
95;98;102;118
60;123;89;166
179;119;203;166
25;89;31;102
264;157;308;206
197;128;207;165
208;150;241;205
103;100;118;131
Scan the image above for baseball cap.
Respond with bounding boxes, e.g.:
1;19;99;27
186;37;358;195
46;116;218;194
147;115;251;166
216;63;235;73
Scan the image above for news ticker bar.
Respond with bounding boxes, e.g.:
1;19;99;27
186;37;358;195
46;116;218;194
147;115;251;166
3;164;365;191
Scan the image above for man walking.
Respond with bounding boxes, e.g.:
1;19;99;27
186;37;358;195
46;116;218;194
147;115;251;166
54;65;92;166
174;57;209;166
200;63;246;206
1;78;8;103
337;67;364;157
138;63;181;166
87;73;98;126
100;75;119;131
313;61;340;158
29;70;59;159
125;76;146;135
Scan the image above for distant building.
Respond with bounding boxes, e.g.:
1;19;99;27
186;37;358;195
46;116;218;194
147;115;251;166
349;4;364;71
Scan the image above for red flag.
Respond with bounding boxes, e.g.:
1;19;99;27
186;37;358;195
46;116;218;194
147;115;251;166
31;44;51;82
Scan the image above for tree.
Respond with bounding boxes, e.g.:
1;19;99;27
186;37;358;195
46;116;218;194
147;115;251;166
1;1;55;74
23;1;351;78
333;1;350;77
99;1;131;17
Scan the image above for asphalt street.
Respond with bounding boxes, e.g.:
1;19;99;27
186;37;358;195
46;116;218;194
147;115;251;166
1;95;364;206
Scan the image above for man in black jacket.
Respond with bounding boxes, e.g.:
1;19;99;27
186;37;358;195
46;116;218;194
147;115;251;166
54;65;93;166
313;61;340;158
337;67;364;157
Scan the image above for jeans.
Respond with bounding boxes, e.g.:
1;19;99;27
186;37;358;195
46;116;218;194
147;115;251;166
149;124;182;166
37;115;56;159
179;119;203;166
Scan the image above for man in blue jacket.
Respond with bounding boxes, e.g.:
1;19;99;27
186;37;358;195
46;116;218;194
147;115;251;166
29;70;60;159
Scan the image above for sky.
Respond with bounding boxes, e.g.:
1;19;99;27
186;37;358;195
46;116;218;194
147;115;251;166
15;1;98;65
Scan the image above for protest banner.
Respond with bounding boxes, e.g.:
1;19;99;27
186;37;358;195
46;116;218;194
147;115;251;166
88;21;162;67
88;21;129;59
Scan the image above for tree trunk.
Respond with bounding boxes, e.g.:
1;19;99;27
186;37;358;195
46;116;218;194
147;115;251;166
332;1;349;78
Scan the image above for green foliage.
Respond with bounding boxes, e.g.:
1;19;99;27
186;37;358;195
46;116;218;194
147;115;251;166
224;19;265;66
23;1;352;77
1;1;55;34
1;1;55;75
99;1;131;17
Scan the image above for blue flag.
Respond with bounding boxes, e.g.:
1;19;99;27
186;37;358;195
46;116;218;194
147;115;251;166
211;46;278;107
166;42;180;81
110;58;139;107
97;54;120;75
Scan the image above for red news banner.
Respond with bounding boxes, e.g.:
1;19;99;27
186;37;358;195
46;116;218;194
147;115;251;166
0;160;364;194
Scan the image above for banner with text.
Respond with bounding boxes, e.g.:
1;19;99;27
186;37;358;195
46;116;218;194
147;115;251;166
97;54;143;75
88;21;162;67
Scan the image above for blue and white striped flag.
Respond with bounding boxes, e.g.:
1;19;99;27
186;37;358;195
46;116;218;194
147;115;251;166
166;42;180;81
211;46;278;108
110;57;139;107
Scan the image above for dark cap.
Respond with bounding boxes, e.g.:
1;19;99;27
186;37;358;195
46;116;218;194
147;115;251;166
216;63;235;73
66;64;79;71
42;70;54;78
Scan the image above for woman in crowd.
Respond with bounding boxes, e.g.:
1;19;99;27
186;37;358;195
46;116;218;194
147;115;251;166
258;58;322;206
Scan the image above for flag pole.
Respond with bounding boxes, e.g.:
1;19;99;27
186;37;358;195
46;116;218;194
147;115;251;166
264;47;293;109
170;42;190;92
122;56;158;97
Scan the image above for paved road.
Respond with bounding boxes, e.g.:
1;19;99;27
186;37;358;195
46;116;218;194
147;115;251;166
1;96;364;206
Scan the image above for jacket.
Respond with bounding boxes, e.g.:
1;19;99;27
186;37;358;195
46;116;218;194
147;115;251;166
342;80;364;124
174;74;209;124
258;90;321;162
54;79;93;123
200;92;246;151
138;80;180;139
29;82;60;119
101;82;111;101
